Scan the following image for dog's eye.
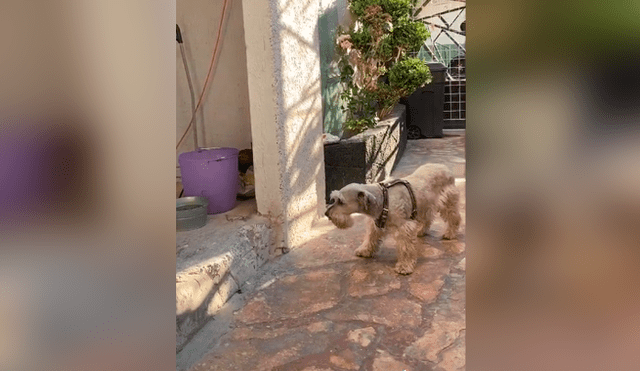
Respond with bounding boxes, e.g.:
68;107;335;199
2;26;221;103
336;199;343;205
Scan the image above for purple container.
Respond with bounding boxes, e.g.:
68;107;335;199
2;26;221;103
179;148;239;214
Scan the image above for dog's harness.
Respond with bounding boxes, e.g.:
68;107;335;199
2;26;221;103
375;179;417;229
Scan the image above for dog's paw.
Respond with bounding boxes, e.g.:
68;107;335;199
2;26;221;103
417;224;431;237
442;231;458;240
355;246;374;258
394;262;415;275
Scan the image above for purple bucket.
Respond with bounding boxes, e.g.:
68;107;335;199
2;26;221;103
179;148;239;214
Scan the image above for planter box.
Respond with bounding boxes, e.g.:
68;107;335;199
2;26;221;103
324;104;407;200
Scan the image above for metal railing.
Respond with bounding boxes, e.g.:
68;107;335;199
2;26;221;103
416;3;466;128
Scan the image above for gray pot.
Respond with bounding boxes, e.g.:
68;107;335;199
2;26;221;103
176;197;209;231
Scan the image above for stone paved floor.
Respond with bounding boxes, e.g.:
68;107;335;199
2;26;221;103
187;131;465;371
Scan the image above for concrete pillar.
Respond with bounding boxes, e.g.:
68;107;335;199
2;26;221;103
241;0;326;249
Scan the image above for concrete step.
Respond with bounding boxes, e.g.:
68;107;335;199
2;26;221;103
176;199;274;353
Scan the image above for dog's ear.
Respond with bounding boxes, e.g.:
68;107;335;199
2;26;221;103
330;190;345;205
357;191;372;212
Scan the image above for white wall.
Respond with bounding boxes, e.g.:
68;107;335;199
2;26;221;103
176;0;252;162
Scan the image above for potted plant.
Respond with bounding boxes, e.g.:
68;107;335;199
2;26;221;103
336;0;432;136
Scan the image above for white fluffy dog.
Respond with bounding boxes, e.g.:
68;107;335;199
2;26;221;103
325;163;461;274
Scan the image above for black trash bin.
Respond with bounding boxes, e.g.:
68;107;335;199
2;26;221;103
401;62;447;139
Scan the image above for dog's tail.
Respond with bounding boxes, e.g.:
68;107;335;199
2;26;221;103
437;184;460;212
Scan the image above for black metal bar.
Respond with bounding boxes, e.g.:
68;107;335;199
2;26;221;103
438;15;450;29
448;8;465;29
413;0;433;17
425;23;466;36
426;42;445;66
430;25;447;46
176;24;183;44
443;30;466;54
416;6;466;21
421;44;435;60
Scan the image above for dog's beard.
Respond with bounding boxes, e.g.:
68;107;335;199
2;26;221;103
327;213;354;229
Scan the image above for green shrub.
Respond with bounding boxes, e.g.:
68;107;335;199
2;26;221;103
392;18;429;54
336;0;430;135
349;27;373;51
388;57;432;94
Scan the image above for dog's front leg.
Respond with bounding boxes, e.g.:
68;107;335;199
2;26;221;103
355;218;383;258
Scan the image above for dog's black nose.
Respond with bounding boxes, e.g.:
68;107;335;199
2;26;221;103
325;203;333;217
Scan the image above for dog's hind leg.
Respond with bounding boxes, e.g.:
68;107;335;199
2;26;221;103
394;220;420;275
438;184;461;240
355;218;383;258
417;206;434;237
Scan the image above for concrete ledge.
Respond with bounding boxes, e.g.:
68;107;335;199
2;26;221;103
324;104;407;199
176;202;274;353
